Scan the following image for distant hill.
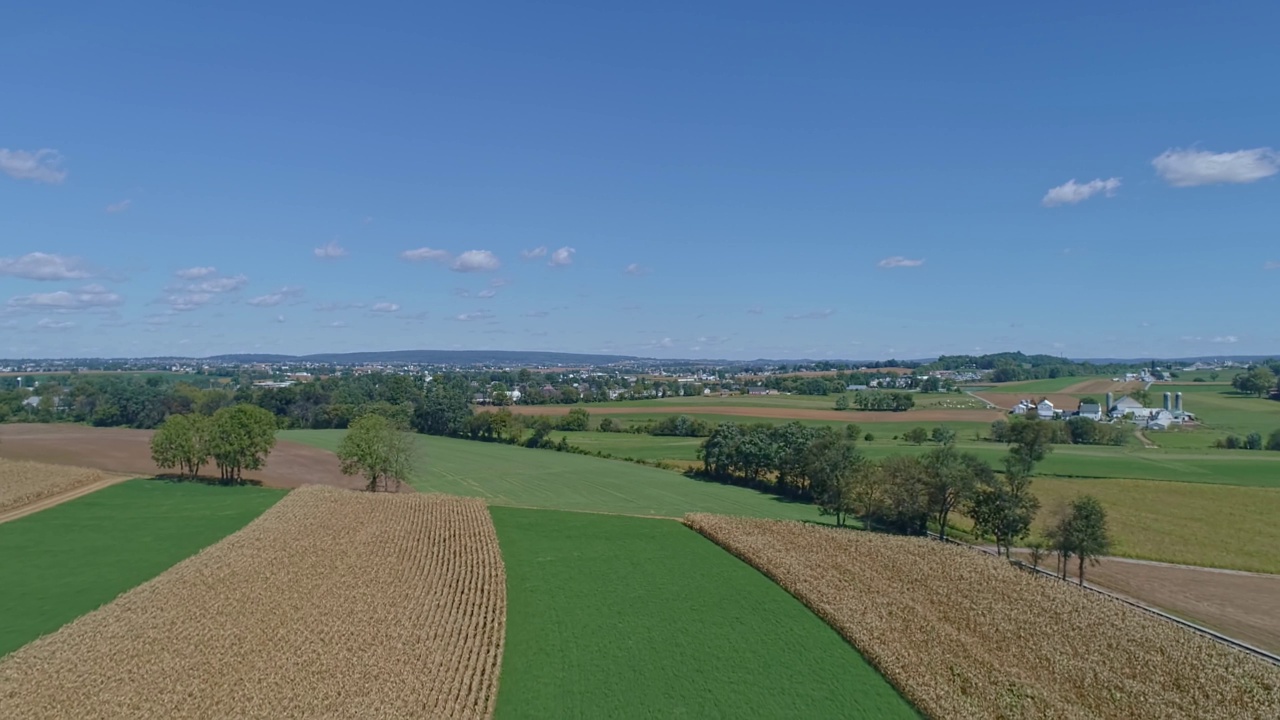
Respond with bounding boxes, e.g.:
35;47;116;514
203;349;642;366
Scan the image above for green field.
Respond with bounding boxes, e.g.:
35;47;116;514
967;375;1113;393
599;393;988;412
490;507;917;719
281;430;819;520
0;479;285;657
1026;478;1280;573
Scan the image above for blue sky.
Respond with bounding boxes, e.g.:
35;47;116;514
2;2;1278;360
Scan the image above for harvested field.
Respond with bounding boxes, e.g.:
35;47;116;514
0;486;506;719
685;514;1280;720
0;457;119;516
0;423;361;490
502;404;1003;423
1061;379;1143;396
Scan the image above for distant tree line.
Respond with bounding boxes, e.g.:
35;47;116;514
989;416;1130;447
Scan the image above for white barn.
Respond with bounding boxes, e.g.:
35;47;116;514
1036;399;1055;419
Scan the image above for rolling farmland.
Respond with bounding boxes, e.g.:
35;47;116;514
687;514;1280;720
491;507;916;719
0;486;506;719
0;479;285;657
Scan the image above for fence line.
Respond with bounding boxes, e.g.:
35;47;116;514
925;531;1280;667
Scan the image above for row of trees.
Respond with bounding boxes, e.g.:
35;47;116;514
846;391;915;412
990;416;1129;447
1214;430;1280;451
1232;366;1278;398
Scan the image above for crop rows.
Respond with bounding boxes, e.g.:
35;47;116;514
0;485;507;719
685;514;1280;720
0;457;108;515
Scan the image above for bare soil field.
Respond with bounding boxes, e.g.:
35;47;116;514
0;424;360;490
0;457;124;517
1062;556;1280;655
687;514;1280;720
1061;379;1143;396
0;486;506;719
504;405;1004;423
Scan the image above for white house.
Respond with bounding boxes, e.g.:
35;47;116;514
1036;399;1055;419
1011;399;1034;415
1077;402;1102;421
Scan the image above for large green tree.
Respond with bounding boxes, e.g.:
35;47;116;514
1233;366;1276;397
337;414;414;492
803;429;865;527
207;404;278;484
967;471;1040;557
1050;495;1112;585
921;445;984;540
149;413;209;480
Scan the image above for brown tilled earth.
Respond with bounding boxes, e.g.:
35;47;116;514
503;405;1005;423
0;424;361;491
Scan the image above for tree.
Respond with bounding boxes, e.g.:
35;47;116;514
207;404;278;484
1128;387;1151;407
558;407;590;431
1026;539;1049;570
1065;495;1111;585
803;429;865;527
930;426;956;445
598;417;617;433
874;455;929;535
967;470;1040;557
1267;429;1280;452
1233;366;1276;397
834;394;850;411
1209;371;1220;381
413;386;471;437
903;427;929;445
1003;416;1056;480
337;414;413;492
150;413;209;480
921;445;984;540
1245;432;1264;451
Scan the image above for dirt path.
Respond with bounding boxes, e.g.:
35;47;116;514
1134;428;1158;448
0;424;364;491
502;405;1005;423
0;473;133;525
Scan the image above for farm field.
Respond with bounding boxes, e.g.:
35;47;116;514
968;374;1123;394
504;402;1004;424
0;423;365;490
0;457;120;516
491;507;915;719
0;479;284;657
687;514;1280;720
598;392;989;411
0;486;506;718
1020;477;1280;573
282;430;820;521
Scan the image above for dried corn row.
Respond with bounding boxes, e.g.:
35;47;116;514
0;457;106;514
684;513;1280;720
0;485;507;719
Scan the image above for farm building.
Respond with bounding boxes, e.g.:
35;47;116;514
1077;402;1102;421
747;387;777;396
1036;399;1055;419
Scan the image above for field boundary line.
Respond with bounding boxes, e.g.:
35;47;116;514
927;531;1280;667
0;474;134;525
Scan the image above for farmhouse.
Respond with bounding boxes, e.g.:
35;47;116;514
1077;402;1102;421
1011;399;1034;415
1036;399;1055;419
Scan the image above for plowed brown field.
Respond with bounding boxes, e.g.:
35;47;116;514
0;424;360;490
686;514;1280;720
0;486;506;720
502;405;1003;423
0;457;119;515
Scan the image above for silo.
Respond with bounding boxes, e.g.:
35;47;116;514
1105;391;1113;413
1175;392;1183;414
1162;392;1171;410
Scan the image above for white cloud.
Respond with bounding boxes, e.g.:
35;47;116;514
313;301;365;312
7;287;122;311
746;306;765;315
0;253;93;281
314;240;347;258
188;275;248;293
370;302;400;312
624;263;649;276
520;246;547;260
456;310;494;322
1264;261;1279;270
175;266;217;280
276;315;286;323
786;309;835;320
1041;177;1121;207
451;250;500;273
489;277;509;287
1211;335;1239;344
877;256;925;268
329;320;347;328
1152;147;1279;187
247;286;305;307
0;149;67;183
164;293;213;311
657;337;674;349
400;247;451;263
106;199;132;214
548;246;575;267
477;289;497;299
36;318;75;329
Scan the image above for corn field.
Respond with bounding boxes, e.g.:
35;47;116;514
0;485;507;719
0;457;107;515
685;514;1280;720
